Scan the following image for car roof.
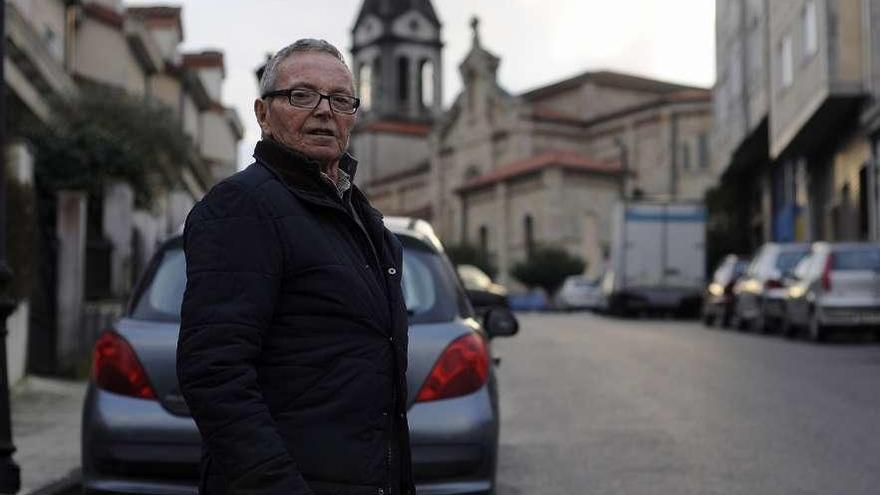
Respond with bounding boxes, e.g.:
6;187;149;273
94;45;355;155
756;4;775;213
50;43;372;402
166;217;445;255
813;241;880;250
384;216;444;254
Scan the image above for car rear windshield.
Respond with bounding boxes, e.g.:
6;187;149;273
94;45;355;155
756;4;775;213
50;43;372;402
129;238;466;324
832;248;880;271
775;250;808;274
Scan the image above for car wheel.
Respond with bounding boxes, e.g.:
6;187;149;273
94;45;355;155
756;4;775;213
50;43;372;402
752;309;767;333
730;301;746;330
720;310;731;328
808;308;825;343
780;311;795;339
701;308;715;327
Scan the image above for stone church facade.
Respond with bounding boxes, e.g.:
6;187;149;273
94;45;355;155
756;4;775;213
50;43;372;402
349;1;717;285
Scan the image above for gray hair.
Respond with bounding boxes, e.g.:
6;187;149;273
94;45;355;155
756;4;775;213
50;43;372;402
259;39;350;96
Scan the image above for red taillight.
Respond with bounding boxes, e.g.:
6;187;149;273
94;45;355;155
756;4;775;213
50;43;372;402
92;330;157;400
822;253;834;291
765;279;784;290
416;333;489;403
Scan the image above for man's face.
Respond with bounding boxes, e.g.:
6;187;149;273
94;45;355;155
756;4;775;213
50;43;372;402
255;52;357;164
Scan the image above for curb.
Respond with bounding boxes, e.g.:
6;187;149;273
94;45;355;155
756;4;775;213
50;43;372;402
26;468;81;495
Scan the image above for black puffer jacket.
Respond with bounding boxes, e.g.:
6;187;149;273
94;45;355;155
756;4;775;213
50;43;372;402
178;139;413;495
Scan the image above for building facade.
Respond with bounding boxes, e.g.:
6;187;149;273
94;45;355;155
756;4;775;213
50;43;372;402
344;1;717;286
433;21;715;284
4;0;241;377
714;0;880;248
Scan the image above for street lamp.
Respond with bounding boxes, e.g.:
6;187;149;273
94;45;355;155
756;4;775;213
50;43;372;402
0;0;23;492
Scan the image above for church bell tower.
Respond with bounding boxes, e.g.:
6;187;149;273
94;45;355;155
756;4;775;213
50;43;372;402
351;0;443;122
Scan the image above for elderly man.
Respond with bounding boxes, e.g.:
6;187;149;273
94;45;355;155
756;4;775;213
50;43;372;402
177;39;413;495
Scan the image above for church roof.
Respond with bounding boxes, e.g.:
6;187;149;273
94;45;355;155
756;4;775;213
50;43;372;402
456;151;623;194
359;120;432;136
355;0;441;27
521;70;707;102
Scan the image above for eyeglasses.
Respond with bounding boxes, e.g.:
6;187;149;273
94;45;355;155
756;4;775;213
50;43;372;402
262;87;360;114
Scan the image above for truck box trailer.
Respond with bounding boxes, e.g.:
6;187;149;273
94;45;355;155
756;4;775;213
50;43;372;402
601;201;706;315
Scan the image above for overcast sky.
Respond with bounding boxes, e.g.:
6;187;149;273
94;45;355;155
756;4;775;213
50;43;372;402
126;0;717;168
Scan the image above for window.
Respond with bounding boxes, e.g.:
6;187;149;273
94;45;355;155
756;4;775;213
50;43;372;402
420;60;434;109
680;142;691;171
401;251;436;315
358;64;372;111
524;215;535;257
781;34;793;88
479;225;489;254
397;57;409;103
698;133;710;169
803;0;818;57
130;246;187;322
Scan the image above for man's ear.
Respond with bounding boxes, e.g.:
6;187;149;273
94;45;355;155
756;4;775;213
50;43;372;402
254;98;272;137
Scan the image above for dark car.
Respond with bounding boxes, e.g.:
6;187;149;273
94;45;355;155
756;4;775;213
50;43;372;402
701;255;749;327
456;264;509;317
82;216;518;495
731;243;810;332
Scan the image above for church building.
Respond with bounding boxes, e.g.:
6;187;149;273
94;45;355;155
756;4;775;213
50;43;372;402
348;1;717;285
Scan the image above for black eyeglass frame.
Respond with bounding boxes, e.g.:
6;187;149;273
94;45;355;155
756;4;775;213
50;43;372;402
261;87;361;114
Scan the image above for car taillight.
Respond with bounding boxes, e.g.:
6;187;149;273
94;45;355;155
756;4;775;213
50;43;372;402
92;330;157;400
765;279;784;290
822;254;834;291
416;333;489;403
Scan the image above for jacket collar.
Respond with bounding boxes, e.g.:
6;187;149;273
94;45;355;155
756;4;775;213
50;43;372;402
252;138;359;193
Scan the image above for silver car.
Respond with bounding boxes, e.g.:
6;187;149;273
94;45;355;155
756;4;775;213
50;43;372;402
782;242;880;341
556;275;602;311
82;217;518;495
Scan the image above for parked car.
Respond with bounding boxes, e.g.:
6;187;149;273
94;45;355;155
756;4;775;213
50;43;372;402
556;275;602;311
456;264;509;316
701;255;749;327
82;217;518;495
731;242;810;331
782;242;880;341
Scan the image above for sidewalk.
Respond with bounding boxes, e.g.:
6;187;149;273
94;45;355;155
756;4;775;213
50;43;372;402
11;376;87;495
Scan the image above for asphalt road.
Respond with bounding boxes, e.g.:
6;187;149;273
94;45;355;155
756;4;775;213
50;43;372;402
491;312;880;495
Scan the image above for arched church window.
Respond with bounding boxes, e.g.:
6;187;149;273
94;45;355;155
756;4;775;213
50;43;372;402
358;64;372;111
372;58;382;101
398;56;409;103
420;59;434;109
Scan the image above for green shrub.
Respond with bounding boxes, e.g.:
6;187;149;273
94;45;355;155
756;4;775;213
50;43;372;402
511;246;586;296
26;88;193;208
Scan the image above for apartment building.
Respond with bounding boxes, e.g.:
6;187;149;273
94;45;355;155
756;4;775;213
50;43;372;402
3;0;242;376
714;0;880;248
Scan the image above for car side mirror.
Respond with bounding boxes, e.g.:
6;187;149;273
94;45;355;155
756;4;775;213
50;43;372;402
484;307;519;338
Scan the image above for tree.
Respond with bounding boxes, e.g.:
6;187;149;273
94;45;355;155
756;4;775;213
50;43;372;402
511;246;586;296
26;88;194;207
445;243;497;278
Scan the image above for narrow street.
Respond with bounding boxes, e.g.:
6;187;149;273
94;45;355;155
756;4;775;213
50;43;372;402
492;312;880;495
